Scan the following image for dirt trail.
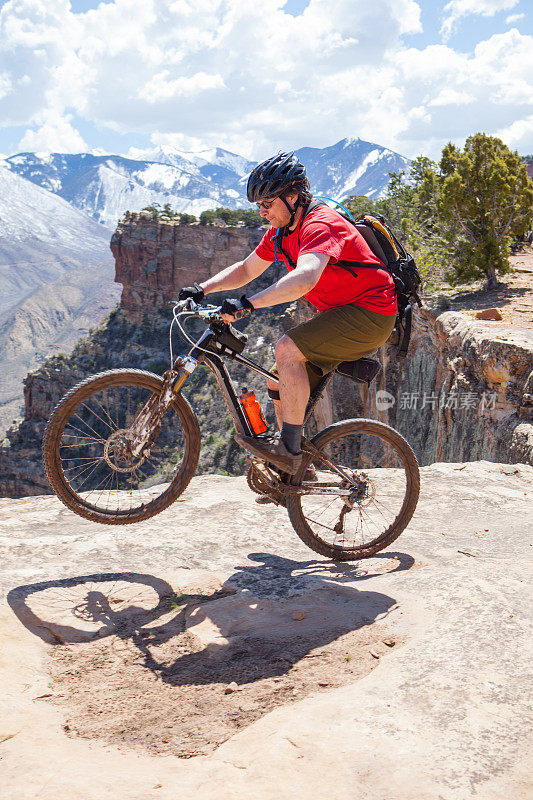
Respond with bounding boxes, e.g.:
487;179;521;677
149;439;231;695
442;248;533;328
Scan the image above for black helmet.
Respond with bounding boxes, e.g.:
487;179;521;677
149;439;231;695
247;152;306;202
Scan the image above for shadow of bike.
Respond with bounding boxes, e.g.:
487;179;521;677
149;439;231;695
7;551;415;688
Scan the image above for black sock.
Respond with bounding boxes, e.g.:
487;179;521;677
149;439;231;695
281;422;302;455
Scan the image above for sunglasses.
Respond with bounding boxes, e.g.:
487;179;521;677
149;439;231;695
256;198;276;210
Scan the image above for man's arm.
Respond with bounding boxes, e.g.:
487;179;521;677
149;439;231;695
248;252;328;309
200;250;272;295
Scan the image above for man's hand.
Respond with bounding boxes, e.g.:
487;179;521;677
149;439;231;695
220;295;254;322
178;282;204;303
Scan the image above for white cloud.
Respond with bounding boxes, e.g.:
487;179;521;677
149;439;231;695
0;71;12;100
429;89;475;106
472;29;533;104
390;29;533;155
505;12;525;23
17;111;88;153
137;71;225;103
494;115;533;153
0;0;531;161
441;0;518;40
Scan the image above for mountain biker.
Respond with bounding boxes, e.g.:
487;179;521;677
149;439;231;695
178;152;397;475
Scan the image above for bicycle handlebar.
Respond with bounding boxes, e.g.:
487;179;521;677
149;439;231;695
171;299;250;322
171;298;221;318
169;299;250;364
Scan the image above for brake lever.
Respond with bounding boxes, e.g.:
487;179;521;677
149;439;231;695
170;298;199;312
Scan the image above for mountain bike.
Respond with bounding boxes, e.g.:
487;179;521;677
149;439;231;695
43;300;420;561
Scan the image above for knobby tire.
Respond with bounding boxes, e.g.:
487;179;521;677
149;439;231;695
43;369;200;524
286;419;420;560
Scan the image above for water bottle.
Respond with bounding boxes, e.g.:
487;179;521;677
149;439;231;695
239;387;268;435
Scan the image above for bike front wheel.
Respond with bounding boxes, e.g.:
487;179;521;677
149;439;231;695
286;419;420;560
43;369;200;524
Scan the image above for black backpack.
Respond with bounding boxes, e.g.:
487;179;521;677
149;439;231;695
274;199;422;357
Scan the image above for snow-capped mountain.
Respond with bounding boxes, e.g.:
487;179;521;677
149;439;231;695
0;166;118;433
130;144;255;178
295;138;410;199
5;150;246;227
4;138;409;227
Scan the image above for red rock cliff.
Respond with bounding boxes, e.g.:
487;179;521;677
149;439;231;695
111;214;264;321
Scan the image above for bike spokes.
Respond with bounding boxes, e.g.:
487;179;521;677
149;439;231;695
57;383;187;515
288;422;419;558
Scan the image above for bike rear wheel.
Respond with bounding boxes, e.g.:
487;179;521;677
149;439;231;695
43;369;200;524
286;419;420;560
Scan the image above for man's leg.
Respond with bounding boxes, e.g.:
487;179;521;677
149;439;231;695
275;334;310;425
267;334;311;429
272;334;310;455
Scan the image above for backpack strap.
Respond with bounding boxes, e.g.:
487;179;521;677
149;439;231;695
274;199;328;269
397;303;412;358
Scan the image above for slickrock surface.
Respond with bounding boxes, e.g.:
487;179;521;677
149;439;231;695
1;461;531;799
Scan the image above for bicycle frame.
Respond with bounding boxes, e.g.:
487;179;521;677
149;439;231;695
171;322;336;439
123;302;347;465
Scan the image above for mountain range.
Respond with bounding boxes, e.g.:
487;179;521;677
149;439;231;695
3;137;409;227
0;136;409;434
0;166;119;434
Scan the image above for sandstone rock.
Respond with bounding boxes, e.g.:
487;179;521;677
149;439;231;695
475;308;503;320
110;218;263;323
361;308;533;466
0;464;532;798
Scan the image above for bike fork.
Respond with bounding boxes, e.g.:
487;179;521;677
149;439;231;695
128;356;198;457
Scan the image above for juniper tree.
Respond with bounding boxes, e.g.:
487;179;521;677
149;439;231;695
396;135;533;289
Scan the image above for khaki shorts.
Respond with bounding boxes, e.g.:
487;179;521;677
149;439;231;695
285;304;397;393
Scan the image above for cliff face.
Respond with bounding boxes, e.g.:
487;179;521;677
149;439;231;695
373;310;532;464
292;303;533;464
0;216;532;498
111;214;264;321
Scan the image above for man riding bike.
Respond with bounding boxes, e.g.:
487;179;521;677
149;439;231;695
178;152;397;475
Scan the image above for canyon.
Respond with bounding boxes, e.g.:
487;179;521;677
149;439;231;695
0;214;531;497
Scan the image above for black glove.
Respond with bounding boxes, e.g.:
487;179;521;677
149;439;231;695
220;295;255;319
178;282;204;303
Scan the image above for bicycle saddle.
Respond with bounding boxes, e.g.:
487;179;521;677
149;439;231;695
335;357;382;387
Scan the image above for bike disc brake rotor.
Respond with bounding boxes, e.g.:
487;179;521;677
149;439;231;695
103;429;148;473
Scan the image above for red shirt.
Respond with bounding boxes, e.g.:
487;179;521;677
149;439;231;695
255;204;397;314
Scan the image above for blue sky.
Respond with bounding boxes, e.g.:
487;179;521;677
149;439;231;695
0;0;531;160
